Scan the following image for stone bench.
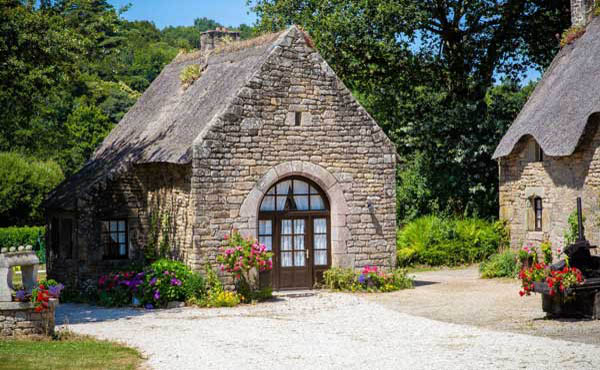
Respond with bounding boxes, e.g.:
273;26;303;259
0;246;39;302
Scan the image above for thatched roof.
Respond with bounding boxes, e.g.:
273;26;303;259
493;16;600;159
94;31;284;164
45;29;288;209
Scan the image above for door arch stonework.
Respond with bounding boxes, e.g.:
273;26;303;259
238;161;352;268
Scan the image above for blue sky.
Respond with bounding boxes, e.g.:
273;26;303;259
108;0;257;29
109;0;540;84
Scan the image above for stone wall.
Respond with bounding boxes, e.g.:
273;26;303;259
47;163;194;285
0;301;56;337
191;28;397;271
498;124;600;253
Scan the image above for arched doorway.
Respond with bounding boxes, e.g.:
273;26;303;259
258;177;331;290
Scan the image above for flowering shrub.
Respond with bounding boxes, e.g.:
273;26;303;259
217;231;273;302
518;244;537;268
518;262;584;297
14;279;64;312
98;271;144;307
96;259;205;308
324;266;413;293
546;267;583;297
518;262;549;296
139;259;193;308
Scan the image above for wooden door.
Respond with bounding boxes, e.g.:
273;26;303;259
278;217;311;289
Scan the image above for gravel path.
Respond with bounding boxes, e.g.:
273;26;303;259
367;267;600;345
57;291;600;370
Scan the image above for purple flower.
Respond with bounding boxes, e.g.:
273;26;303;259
15;290;26;301
145;304;154;309
48;284;64;298
153;290;160;300
170;278;182;286
163;270;170;276
120;280;131;287
150;277;157;286
358;274;366;284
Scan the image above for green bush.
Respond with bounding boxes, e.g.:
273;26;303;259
0;152;64;227
323;266;413;293
564;210;583;246
323;267;357;291
0;226;46;263
479;250;519;279
397;216;507;267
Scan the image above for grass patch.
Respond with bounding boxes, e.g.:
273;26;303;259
560;25;586;47
0;333;143;370
179;64;202;88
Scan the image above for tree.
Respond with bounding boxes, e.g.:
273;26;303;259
249;0;570;220
0;152;64;227
0;0;82;152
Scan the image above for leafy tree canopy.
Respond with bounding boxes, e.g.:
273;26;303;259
248;0;570;220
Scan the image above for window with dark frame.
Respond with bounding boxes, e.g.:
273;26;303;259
101;220;128;259
531;141;543;162
534;197;543;231
535;143;544;162
51;217;60;257
294;112;302;126
61;219;74;259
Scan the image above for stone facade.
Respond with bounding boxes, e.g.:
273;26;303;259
191;27;397;271
46;27;398;287
498;121;600;252
0;301;56;337
47;163;193;286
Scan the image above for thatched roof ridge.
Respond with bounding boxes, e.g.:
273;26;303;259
493;16;600;159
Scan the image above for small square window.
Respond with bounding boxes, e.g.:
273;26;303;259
101;219;128;260
295;112;302;126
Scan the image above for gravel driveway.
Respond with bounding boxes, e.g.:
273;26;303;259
57;288;600;370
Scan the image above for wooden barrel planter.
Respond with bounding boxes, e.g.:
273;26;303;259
533;279;600;319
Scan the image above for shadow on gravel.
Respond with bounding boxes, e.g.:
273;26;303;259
56;304;151;325
533;316;596;323
413;280;440;288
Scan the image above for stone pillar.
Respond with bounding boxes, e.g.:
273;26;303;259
571;0;594;26
0;267;10;302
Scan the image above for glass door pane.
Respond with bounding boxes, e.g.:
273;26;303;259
280;218;306;268
313;218;328;266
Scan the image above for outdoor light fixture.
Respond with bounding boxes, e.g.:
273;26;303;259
367;200;375;214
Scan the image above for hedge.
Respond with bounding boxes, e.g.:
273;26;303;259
0;226;46;263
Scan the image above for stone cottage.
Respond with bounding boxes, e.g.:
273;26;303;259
494;1;600;251
44;26;398;290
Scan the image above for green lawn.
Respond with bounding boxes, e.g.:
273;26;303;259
0;334;143;370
